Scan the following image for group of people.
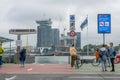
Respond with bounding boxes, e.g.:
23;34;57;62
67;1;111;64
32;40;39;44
95;42;116;72
70;42;116;72
0;42;26;68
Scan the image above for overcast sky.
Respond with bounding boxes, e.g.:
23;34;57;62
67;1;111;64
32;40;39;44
0;0;120;48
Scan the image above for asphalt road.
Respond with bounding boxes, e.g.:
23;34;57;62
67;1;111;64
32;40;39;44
1;74;120;80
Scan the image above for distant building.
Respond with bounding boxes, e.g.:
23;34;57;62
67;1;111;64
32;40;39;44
51;29;60;46
36;19;60;48
76;32;81;48
60;32;81;48
36;19;52;47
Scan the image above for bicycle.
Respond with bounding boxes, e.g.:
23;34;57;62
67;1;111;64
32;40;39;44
91;58;100;66
75;55;111;69
91;57;111;67
75;55;92;69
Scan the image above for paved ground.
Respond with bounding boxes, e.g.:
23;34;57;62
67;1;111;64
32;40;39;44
0;64;74;74
0;63;120;80
1;74;120;80
74;64;120;74
1;63;120;74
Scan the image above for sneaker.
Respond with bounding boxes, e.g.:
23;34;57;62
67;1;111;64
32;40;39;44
102;70;104;72
110;70;115;72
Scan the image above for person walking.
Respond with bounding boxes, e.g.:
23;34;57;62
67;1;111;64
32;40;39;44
19;47;26;68
99;44;108;72
70;44;77;68
109;42;116;72
0;43;4;68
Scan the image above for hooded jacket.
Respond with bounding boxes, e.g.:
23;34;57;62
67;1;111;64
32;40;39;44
99;47;108;61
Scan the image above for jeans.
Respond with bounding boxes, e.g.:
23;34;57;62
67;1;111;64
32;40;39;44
20;56;26;66
20;60;25;66
0;56;2;66
101;59;107;70
107;57;111;67
110;58;115;71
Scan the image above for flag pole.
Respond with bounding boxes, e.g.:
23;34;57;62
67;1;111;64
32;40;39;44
86;15;89;56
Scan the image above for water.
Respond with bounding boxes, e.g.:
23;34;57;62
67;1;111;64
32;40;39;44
35;56;69;64
35;56;95;64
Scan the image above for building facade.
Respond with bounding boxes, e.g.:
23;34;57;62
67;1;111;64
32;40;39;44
75;32;81;48
60;32;81;48
36;19;60;48
51;29;60;46
36;19;52;47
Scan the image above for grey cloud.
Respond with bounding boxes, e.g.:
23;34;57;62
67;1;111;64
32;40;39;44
0;0;120;47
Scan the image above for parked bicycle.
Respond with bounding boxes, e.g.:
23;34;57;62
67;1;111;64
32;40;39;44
75;55;97;69
75;55;111;69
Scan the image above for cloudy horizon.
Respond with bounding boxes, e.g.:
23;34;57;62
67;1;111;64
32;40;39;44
0;0;120;48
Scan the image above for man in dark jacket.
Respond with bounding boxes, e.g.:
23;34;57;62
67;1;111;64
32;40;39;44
109;42;116;72
19;47;26;68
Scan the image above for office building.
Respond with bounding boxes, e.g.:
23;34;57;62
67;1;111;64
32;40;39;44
51;29;60;46
36;19;60;48
36;19;52;47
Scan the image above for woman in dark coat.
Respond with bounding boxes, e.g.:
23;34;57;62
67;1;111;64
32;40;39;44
20;48;26;67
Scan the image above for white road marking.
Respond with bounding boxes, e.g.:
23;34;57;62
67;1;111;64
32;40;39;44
74;73;120;75
27;68;33;71
40;64;45;66
69;77;120;79
5;76;16;80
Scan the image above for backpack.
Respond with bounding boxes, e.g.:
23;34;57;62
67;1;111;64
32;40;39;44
99;50;108;61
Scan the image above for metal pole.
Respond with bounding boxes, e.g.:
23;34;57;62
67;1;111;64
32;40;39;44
103;33;105;44
26;34;28;55
15;34;21;64
86;15;89;56
9;41;11;63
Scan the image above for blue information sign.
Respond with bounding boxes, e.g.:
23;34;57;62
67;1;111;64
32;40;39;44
70;15;75;30
98;14;111;33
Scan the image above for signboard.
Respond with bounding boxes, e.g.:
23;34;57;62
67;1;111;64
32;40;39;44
98;14;111;33
9;29;36;35
70;30;76;37
70;15;75;30
16;40;22;46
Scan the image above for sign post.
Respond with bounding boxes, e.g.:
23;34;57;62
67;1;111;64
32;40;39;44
98;14;111;44
69;15;76;45
9;29;36;64
70;15;75;30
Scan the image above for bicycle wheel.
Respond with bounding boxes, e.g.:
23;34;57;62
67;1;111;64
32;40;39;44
91;58;100;66
75;59;83;69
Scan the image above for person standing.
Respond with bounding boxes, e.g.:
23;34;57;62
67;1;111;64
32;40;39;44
109;42;116;72
70;44;77;68
94;48;99;63
0;43;4;68
99;44;108;72
19;47;26;68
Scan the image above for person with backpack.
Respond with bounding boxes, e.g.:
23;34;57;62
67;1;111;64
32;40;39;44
99;44;108;72
109;42;116;72
19;47;26;68
0;43;4;68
